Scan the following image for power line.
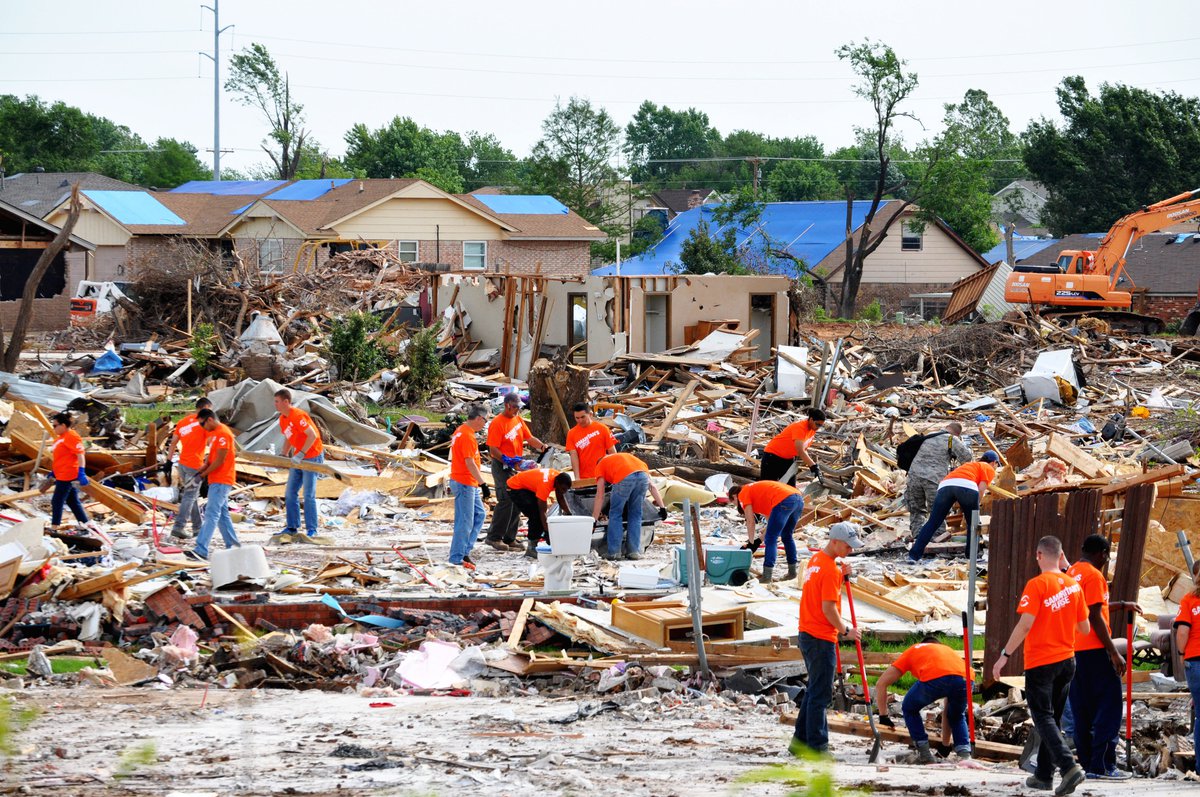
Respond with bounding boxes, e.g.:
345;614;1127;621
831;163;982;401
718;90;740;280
0;76;200;83
0;29;198;35
645;156;1025;164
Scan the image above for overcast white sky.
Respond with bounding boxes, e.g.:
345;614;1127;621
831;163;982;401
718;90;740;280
3;0;1199;181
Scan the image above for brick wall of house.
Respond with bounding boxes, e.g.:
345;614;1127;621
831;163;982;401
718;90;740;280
233;237;331;275
1146;295;1199;324
0;249;84;332
491;240;591;277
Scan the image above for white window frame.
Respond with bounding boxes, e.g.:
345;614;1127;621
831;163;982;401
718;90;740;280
258;238;285;273
900;223;923;252
463;241;487;271
397;240;418;263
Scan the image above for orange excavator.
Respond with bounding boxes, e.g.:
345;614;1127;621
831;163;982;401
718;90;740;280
1004;188;1200;333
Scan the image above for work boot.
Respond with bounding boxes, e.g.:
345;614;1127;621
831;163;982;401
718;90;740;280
785;563;798;581
761;565;774;583
626;551;642;561
1025;774;1052;791
170;528;192;541
524;543;539;560
487;540;509;552
954;745;972;760
915;741;935;765
1054;765;1086;796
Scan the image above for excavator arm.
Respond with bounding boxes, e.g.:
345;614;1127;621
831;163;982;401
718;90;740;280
1095;188;1200;289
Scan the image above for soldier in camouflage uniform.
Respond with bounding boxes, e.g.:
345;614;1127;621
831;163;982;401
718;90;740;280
905;422;973;537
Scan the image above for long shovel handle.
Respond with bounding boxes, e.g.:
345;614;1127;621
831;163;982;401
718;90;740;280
1126;618;1135;773
962;611;976;745
845;576;882;761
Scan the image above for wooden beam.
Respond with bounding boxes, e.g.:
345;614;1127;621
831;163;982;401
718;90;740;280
237;451;356;482
1046;433;1106;478
651;380;698;442
80;482;146;524
507;598;534;649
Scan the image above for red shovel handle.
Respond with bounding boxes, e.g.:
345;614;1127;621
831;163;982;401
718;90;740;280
1126;619;1134;743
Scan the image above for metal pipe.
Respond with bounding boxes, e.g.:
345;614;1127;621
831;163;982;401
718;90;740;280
681;498;709;678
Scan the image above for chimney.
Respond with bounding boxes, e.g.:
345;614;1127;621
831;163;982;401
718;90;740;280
358;181;364;193
687;189;703;209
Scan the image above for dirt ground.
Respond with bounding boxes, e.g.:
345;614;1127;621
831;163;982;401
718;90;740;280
0;687;1190;796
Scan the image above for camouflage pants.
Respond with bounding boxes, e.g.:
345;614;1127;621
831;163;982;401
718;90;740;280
905;476;942;537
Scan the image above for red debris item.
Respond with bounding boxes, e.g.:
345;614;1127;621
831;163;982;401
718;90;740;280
369;702;395;708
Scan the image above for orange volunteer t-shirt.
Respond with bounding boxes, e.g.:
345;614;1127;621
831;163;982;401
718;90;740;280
488;414;532;459
1067;559;1109;652
449;424;482;487
206;423;238;486
738;481;803;517
566;423;617;478
764;419;818;459
174;413;208;470
52;429;85;481
1018;571;1087;669
593;453;648;486
799;550;843;642
1174;593;1200;660
279;407;323;459
940;462;996;491
507;468;561;501
892;642;965;682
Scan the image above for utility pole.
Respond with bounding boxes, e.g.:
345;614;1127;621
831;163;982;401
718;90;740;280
747;157;762;197
200;0;234;181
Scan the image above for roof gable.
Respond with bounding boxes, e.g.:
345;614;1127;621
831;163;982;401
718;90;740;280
0;172;141;218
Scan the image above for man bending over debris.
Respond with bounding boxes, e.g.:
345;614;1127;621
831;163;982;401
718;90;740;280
993;535;1088;796
486;392;547;552
906;451;999;563
727;480;803;582
1173;559;1200;776
448;404;489;569
904;422;972;539
874;636;971;763
272;389;327;545
187;409;242;562
592;452;666;561
42;411;89;529
507;467;572;559
760;408;826;486
166;396;211;540
566;403;617;480
791;521;864;757
1067;534;1139;781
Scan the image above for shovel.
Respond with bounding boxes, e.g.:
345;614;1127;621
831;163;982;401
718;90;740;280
1125;617;1135;774
845;575;883;763
151;498;182;555
962;611;976;752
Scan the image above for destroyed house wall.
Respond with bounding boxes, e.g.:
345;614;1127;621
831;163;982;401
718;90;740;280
623;275;789;354
0;249;82;331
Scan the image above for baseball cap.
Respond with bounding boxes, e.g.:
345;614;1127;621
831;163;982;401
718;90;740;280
829;521;864;549
980;450;1000;463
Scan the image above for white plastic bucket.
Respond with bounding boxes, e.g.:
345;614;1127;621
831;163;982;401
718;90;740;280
211;545;271;589
547;515;592;555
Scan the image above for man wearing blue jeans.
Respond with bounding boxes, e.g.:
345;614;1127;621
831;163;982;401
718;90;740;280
272;389;328;545
592;452;667;561
448;404;489;568
875;637;972;763
187;409;241;561
728;481;804;583
907;452;998;562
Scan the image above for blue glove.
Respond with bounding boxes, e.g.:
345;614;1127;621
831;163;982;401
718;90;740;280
501;455;522;470
76;468;89;487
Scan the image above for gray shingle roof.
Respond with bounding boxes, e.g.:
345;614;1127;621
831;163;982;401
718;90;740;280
0;172;141;218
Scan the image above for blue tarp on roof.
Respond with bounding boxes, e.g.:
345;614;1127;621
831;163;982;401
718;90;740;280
594;200;887;277
83;190;185;226
471;194;569;215
980;237;1060;265
263;179;353;201
171;180;288;195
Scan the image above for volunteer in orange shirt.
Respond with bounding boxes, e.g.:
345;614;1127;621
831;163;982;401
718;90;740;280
187;409;242;561
506;467;572;559
1067;535;1140;780
591;452;666;561
566;403;617;480
166;396;211;540
727;480;804;583
448;404;489;569
907;451;999;562
874;638;972;763
993;535;1089;796
1174;559;1200;775
485;392;547;551
790;522;864;757
760;408;826;485
272;389;327;544
41;412;90;528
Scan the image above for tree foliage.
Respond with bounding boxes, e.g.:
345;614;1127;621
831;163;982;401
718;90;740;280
225;43;308;180
767;160;841;201
344;116;467;192
1024;76;1200;236
675;218;748;275
624;101;721;184
523;97;624;226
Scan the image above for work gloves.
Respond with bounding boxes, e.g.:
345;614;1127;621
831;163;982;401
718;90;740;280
76;468;89;487
742;538;763;553
501;455;523;470
877;715;895;728
657;506;668;521
291;453;304;464
481;483;492;502
809;463;821;478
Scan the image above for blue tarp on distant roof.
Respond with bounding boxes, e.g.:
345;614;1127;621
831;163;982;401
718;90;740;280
594;200;887;277
980;237;1060;266
264;179;353;201
471;194;569;215
170;180;288;195
83;190;185;226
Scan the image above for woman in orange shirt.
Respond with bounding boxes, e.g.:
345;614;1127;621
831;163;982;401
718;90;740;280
42;412;90;529
1174;559;1200;774
907;452;999;563
728;480;804;582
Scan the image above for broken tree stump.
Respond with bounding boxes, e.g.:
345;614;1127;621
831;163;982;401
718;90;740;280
528;357;589;446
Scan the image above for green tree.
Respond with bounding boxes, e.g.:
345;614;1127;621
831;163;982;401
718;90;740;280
343;116;466;192
767;160;841;201
674;218;747;275
624;101;721;184
523;97;624;226
1024;76;1200;235
137;138;211;188
225;43;309;180
461;132;520;190
291;143;357;180
0;95;129;176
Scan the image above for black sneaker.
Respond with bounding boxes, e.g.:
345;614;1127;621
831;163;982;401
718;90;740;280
183;549;208;562
1054;765;1085;796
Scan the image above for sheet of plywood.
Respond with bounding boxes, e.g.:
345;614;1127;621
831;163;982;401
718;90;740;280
1045;433;1107;478
251;474;417;500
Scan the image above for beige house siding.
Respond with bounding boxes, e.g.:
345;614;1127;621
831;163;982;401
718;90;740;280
857;215;982;284
331;197;504;240
226;215;304;240
45;207;131;247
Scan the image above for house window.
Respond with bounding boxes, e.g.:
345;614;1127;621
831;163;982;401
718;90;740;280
258;239;285;273
463;241;487;271
901;223;923;252
397;241;418;263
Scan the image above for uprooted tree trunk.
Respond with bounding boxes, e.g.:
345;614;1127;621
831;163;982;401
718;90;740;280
528;357;589;446
0;183;82;372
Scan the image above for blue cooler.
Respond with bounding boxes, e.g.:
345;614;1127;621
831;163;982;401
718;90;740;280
674;545;753;586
